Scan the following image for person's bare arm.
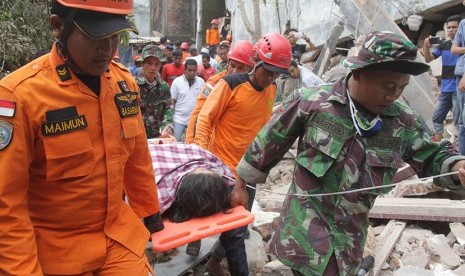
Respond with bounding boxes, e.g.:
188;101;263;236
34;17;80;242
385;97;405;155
423;36;434;63
451;43;465;55
302;34;315;51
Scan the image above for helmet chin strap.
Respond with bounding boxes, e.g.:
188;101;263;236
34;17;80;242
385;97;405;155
56;8;87;75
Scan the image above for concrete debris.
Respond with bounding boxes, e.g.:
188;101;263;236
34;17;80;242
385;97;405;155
256;260;293;276
426;235;462;269
393;266;434;276
450;223;465;246
181;157;465;275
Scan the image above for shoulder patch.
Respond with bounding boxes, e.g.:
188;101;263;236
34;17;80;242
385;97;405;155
0;100;16;118
0;120;13;150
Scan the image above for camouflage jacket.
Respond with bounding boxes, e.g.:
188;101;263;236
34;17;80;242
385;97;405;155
236;76;465;275
217;60;228;73
136;76;173;138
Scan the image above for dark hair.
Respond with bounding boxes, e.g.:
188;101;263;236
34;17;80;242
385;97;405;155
290;60;298;68
185;58;198;67
164;172;232;222
218;44;229;51
173;49;183;57
189;47;197;55
283;28;299;36
201;53;210;61
174;40;182;46
447;15;461;24
160;36;168;44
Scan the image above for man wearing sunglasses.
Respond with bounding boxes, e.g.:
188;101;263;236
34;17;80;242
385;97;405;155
235;31;465;276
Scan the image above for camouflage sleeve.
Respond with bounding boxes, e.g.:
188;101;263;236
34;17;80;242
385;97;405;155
160;82;173;130
402;112;465;191
236;89;306;183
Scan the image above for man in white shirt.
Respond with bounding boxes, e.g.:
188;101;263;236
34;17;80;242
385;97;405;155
171;59;205;141
288;60;325;88
187;47;218;71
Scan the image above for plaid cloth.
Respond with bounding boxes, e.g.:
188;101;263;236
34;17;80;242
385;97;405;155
148;141;235;214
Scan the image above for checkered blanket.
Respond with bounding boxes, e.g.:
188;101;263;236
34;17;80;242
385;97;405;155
148;141;235;214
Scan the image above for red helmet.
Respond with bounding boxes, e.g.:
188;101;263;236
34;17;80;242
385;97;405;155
227;40;255;67
133;55;142;62
56;0;133;14
180;42;189;50
254;33;291;73
211;18;219;25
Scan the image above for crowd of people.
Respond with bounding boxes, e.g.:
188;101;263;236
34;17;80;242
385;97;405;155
2;1;465;276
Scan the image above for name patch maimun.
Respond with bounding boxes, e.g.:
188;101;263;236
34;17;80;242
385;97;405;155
41;106;88;136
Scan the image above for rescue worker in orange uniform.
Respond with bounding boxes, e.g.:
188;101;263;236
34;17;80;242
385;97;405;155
206;18;221;58
193;33;292;276
0;0;164;275
185;40;256;144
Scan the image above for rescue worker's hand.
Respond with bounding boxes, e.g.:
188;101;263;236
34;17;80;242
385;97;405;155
423;36;431;49
459;74;465;92
230;177;249;208
161;125;174;137
451;160;465;188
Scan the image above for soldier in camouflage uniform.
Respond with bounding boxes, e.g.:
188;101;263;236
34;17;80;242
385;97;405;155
136;45;173;138
235;31;465;275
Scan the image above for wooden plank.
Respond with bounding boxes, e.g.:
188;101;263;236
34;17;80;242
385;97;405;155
312;21;345;77
369;198;465;222
371;220;406;276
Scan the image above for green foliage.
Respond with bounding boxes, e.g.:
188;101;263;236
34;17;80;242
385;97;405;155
0;0;54;78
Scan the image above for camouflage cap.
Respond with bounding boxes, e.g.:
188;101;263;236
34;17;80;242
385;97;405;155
141;45;166;62
342;31;429;75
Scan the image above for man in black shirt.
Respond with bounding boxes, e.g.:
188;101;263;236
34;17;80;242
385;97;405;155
286;30;315;64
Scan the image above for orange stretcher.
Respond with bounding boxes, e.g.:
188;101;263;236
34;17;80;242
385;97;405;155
151;206;254;252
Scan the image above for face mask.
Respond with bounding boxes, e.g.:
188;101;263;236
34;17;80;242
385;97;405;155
348;91;382;137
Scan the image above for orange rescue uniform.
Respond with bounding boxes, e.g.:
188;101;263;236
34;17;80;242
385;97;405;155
0;43;160;275
193;73;276;174
206;28;220;47
185;70;228;144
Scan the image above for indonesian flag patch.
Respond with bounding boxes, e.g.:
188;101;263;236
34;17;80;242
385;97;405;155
0;100;15;118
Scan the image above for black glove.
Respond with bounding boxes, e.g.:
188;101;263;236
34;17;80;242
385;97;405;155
143;212;164;234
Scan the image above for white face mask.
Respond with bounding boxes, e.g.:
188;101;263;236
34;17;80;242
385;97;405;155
347;91;383;137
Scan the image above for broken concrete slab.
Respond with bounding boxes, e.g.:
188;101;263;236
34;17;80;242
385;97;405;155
400;250;431;269
425;234;462;270
256;184;289;213
453;264;465;275
393;266;434;276
251;201;280;240
449;222;465;245
245;226;268;275
369;198;465;222
257;260;293;276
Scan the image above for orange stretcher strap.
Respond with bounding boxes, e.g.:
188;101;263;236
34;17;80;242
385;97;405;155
151;206;254;252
